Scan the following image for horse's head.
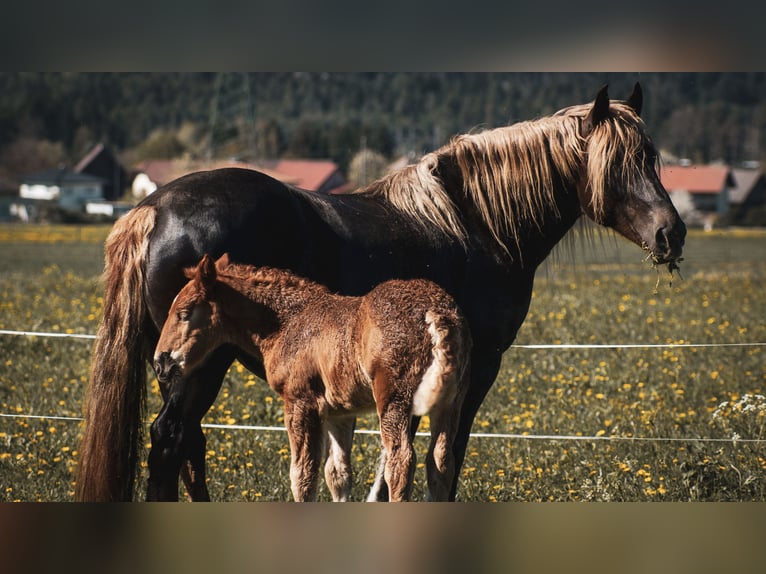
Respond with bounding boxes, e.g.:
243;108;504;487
154;253;228;383
577;83;686;266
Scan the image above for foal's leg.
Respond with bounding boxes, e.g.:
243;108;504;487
367;415;420;502
284;397;326;502
425;401;461;502
378;400;416;502
324;417;355;502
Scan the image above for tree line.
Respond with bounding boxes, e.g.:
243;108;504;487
1;72;765;182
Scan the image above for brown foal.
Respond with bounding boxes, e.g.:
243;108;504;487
153;253;471;501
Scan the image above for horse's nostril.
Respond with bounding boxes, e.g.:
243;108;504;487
155;351;174;380
655;227;669;250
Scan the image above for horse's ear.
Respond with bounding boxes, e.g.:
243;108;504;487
583;84;610;136
625;82;643;116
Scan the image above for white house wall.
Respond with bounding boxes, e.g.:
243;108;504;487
20;183;60;200
20;183;104;211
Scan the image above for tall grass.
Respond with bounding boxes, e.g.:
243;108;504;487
1;224;764;501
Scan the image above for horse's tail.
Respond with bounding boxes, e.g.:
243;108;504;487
75;205;156;501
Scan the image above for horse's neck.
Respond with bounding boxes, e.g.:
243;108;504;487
512;181;582;266
439;158;582;270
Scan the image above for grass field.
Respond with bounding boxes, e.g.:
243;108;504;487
1;223;765;501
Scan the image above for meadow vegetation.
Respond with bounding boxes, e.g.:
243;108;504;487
1;223;764;501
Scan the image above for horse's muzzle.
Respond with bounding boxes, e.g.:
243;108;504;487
154;351;180;383
651;218;686;264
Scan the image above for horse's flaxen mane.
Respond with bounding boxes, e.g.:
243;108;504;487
357;100;651;253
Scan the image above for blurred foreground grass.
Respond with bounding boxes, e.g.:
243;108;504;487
1;223;764;501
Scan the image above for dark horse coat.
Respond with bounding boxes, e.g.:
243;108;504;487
76;83;686;501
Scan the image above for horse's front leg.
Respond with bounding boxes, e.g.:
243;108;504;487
324;416;355;501
284;397;325;502
179;424;210;501
147;397;185;501
176;347;233;501
149;347;232;501
447;350;503;501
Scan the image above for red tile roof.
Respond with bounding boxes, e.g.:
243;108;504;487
133;159;178;186
133;159;298;187
660;165;733;195
259;159;340;192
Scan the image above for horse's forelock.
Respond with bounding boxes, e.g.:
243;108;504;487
581;102;652;222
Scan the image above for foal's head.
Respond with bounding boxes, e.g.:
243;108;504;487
572;83;686;267
154;253;231;383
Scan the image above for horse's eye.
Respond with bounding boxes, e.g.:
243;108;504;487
178;310;191;322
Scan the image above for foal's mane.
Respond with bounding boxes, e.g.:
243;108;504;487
209;261;329;303
357;101;650;253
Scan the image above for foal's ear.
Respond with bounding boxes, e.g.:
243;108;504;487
215;252;231;271
198;254;218;292
583;84;610;136
625;82;643;116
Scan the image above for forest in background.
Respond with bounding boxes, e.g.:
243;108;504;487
1;72;765;182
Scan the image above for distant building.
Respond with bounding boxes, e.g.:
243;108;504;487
0;175;21;221
74;143;130;201
728;167;766;225
10;143;131;221
19;168;106;212
257;159;348;194
131;159;300;200
661;164;735;229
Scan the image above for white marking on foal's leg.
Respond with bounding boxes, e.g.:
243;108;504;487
325;419;354;502
366;447;388;502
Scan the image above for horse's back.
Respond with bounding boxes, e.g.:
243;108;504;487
140;168;340;326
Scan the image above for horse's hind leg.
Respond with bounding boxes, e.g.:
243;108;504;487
324;417;355;501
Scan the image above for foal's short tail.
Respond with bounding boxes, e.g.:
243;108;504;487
412;310;472;417
75;206;156;501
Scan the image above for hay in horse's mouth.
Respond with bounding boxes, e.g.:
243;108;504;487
641;241;684;293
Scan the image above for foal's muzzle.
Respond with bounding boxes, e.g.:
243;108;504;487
154;351;180;383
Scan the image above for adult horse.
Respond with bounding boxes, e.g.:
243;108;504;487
75;83;685;501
